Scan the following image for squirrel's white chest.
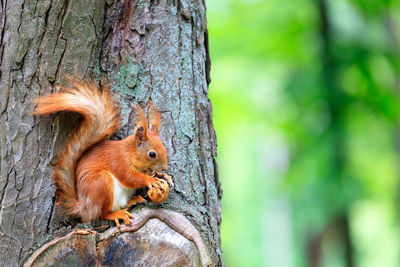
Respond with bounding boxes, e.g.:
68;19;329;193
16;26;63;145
109;172;135;211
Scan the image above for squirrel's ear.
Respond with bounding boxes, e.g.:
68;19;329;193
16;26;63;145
148;101;160;134
131;104;148;142
135;126;146;142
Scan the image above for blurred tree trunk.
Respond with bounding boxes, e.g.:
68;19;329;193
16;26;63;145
312;0;355;266
0;0;222;266
307;233;322;267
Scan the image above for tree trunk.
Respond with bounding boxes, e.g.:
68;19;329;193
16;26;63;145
0;0;222;266
315;0;354;266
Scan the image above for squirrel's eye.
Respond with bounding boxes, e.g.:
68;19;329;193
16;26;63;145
148;151;157;159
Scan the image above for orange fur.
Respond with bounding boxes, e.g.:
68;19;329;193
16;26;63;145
34;78;170;225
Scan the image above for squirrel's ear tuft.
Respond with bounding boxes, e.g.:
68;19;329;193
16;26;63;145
130;104;148;145
130;104;148;130
148;101;161;134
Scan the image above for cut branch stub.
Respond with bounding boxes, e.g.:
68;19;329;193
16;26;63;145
23;209;212;267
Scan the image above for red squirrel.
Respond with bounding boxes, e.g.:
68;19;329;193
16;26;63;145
33;78;173;227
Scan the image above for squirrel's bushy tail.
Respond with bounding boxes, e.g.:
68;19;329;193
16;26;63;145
33;78;121;215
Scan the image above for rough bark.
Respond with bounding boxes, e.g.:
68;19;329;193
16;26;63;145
0;0;221;266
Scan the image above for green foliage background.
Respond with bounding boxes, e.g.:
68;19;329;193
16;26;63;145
207;0;400;266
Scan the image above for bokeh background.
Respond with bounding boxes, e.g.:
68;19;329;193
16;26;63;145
206;0;400;266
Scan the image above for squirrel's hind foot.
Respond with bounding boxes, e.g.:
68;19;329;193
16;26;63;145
104;209;134;228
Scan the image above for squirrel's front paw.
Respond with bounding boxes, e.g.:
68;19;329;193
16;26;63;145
147;178;169;204
153;172;174;189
